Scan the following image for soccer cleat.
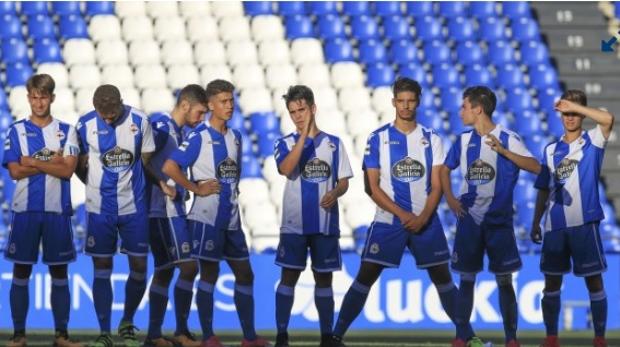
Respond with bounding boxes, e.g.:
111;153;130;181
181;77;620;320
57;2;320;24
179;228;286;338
118;321;140;347
173;331;201;347
88;333;114;347
240;336;272;347
467;337;485;347
593;336;608;347
274;332;289;347
143;336;179;347
319;334;334;347
54;331;84;347
451;338;467;347
506;339;521;347
539;336;560;347
200;336;224;347
6;331;27;347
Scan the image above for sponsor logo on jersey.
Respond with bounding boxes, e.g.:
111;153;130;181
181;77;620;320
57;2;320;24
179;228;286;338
32;148;57;161
301;157;331;183
391;156;425;182
217;157;239;184
554;158;578;184
101;146;134;173
466;159;495;185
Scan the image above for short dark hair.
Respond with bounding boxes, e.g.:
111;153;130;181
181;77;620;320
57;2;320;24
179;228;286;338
392;77;422;99
561;89;587;106
282;85;315;108
26;74;55;96
205;79;235;100
176;84;207;106
463;86;497;116
92;84;122;115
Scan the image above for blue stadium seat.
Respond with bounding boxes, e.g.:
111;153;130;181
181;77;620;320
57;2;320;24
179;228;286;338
432;64;461;88
405;1;434;17
0;110;12;130
33;38;63;64
59;14;89;40
0;14;23;40
374;2;401;17
241;156;262;178
493;111;511;128
423;40;451;65
52;1;81;16
537;87;561;113
464;64;494;88
438;1;466;17
469;2;497;19
511;17;540;42
324;38;354;63
1;39;29;64
85;1;114;16
448;17;476;42
488;41;516;66
278;1;307;16
250;112;279;134
502;1;531;19
456;41;484;66
256;132;280;157
389;40;419;65
228;111;246;135
351;15;380;40
0;90;8;111
317;15;346;40
496;64;525;88
505;88;533;113
520;41;550;67
244;1;273;16
420;91;435;110
0;2;16;16
479;17;505;42
616;2;620;19
20;1;49;16
529;65;559;91
398;64;428;86
359;40;387;64
308;1;337;15
342;1;370;16
524;134;546;158
418;109;444;132
28;15;56;40
285;15;314;39
514;110;541;134
515;201;534;226
415;16;443;42
440;88;462;112
545;110;563;137
448;112;467;133
366;63;395;88
5;63;33;87
383;16;411;41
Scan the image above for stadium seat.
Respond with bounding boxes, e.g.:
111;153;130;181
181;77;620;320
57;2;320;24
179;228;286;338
89;15;122;42
141;88;175;114
398;64;428;86
433;64;461;88
238;88;273;113
366;64;395;88
440;87;462;112
52;1;81;16
447;17;476;42
297;64;331;88
219;16;252;42
514;110;541;134
129;39;161;65
8;86;29;117
438;1;466;17
226;40;259;67
251;15;285;42
33;38;63;64
200;64;233;85
415;16;443;42
285;15;315;39
545;110;563;137
469;2;497;18
359;40;388;64
21;1;49;16
311;87;340;111
210;2;245;18
318;15;346;40
346;110;379;137
36;63;69;87
537;87;561;113
161;40;194;66
308;1;337;15
0;2;16;16
244;1;273;16
277;1;307;16
371;87;394;113
515;178;538;205
1;39;29;64
374;2;401;17
524;134;546;158
0;89;8;111
240;156;263;179
389;40;419;66
232;64;266;90
69;64;102;89
256;132;279;157
290;38;324;65
502;1;531;19
351;15;380;40
0;15;22;40
488;41;516;66
529;64;560;91
101;64;134;88
464;64;494;88
27;15;56;40
259;39;291;65
146;1;178;18
154;16;187;42
250;112;280;134
505;88;534;113
325;39;354;64
511;17;540;42
448;112;467;133
5;63;33;87
179;2;211;18
456;41;484;66
265;64;298;90
331;62;365;88
58;14;89;40
115;1;145;18
343;1;370;16
50;88;76;115
423;40;451;65
479;17;505;42
383;16;412;42
496;64;525;88
338;87;371;113
405;1;434;18
95;40;128;66
85;1;115;16
520;41;550;67
167;64;200;90
135;65;167;89
121;15;153;42
194;40;226;66
186;16;218;43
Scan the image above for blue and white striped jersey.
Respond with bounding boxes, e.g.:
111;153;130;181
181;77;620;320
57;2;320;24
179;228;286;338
148;113;186;218
444;124;533;225
534;125;606;231
169;121;242;230
363;123;444;225
2;118;79;214
274;131;353;236
76;105;155;215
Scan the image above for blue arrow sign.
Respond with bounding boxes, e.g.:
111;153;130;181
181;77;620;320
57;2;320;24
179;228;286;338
601;32;620;52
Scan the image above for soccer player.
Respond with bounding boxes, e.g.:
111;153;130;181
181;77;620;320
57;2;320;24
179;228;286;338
162;79;270;347
75;85;155;347
2;74;82;347
330;77;466;347
143;85;208;347
440;86;541;347
273;85;353;347
531;90;614;347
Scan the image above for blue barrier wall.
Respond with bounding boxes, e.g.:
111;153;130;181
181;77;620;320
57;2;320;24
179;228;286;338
0;254;618;330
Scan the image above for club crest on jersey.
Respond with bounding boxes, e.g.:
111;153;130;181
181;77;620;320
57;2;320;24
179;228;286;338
8;243;15;254
101;146;134;173
554;158;579;184
87;236;95;248
328;142;336;151
369;243;380;254
465;159;495;185
217;157;239;184
181;242;190;253
301;157;331;183
278;245;285;257
56;130;65;140
32;147;57;161
129;123;139;134
421;138;429;147
391;157;425;182
451;251;458;263
205;240;215;251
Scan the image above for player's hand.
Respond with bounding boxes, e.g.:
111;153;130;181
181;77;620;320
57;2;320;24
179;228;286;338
485;134;506;155
320;190;338;209
159;180;177;199
530;224;543;244
301;115;312;137
20;156;35;167
554;99;582;114
447;196;465;218
406;214;427;234
196;179;221;197
49;154;64;164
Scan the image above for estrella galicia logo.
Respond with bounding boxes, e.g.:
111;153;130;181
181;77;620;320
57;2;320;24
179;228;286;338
217;157;239;184
101;146;134;173
554;158;579;184
466;159;495;185
391;157;425;182
32;148;57;161
301;157;331;183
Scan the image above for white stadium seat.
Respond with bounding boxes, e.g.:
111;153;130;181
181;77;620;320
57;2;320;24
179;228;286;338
141;88;175;114
265;64;297;90
54;110;79;126
194;40;226;66
353;133;369;159
250;224;280;237
251;15;285;42
71;177;86;206
338;87;371;113
121;15;154;42
179;1;211;18
270;91;289;119
154;16;186;42
371;86;394;114
238;178;271;207
226;40;259;67
167;64;201;90
278;108;295;134
186;17;218;43
115;2;146;18
8;87;29;119
268;180;285;206
89;15;122;42
331;62;365;89
101;64;135;88
297;64;331;89
313;87;340;111
232;64;266;90
290;38;324;65
37;63;69;88
96;40;129;66
50;88;76;114
345;200;375;228
75;87;97;114
316;110;347;134
250;237;280;253
200;64;233;86
69;64;102;89
129;40;161;66
119;87;142;109
134;65;167;89
244;204;279;229
238;88;273;114
210;1;244;18
258;39;291;65
346;110;380;137
218;16;252;42
146;1;178;18
161;40;194;66
261;157;280;184
63;39;96;66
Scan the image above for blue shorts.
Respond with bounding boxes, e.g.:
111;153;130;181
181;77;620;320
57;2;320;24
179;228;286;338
361;215;451;268
541;222;607;277
149;217;194;270
451;213;522;275
85;212;149;257
275;233;342;272
189;220;249;262
4;212;76;265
